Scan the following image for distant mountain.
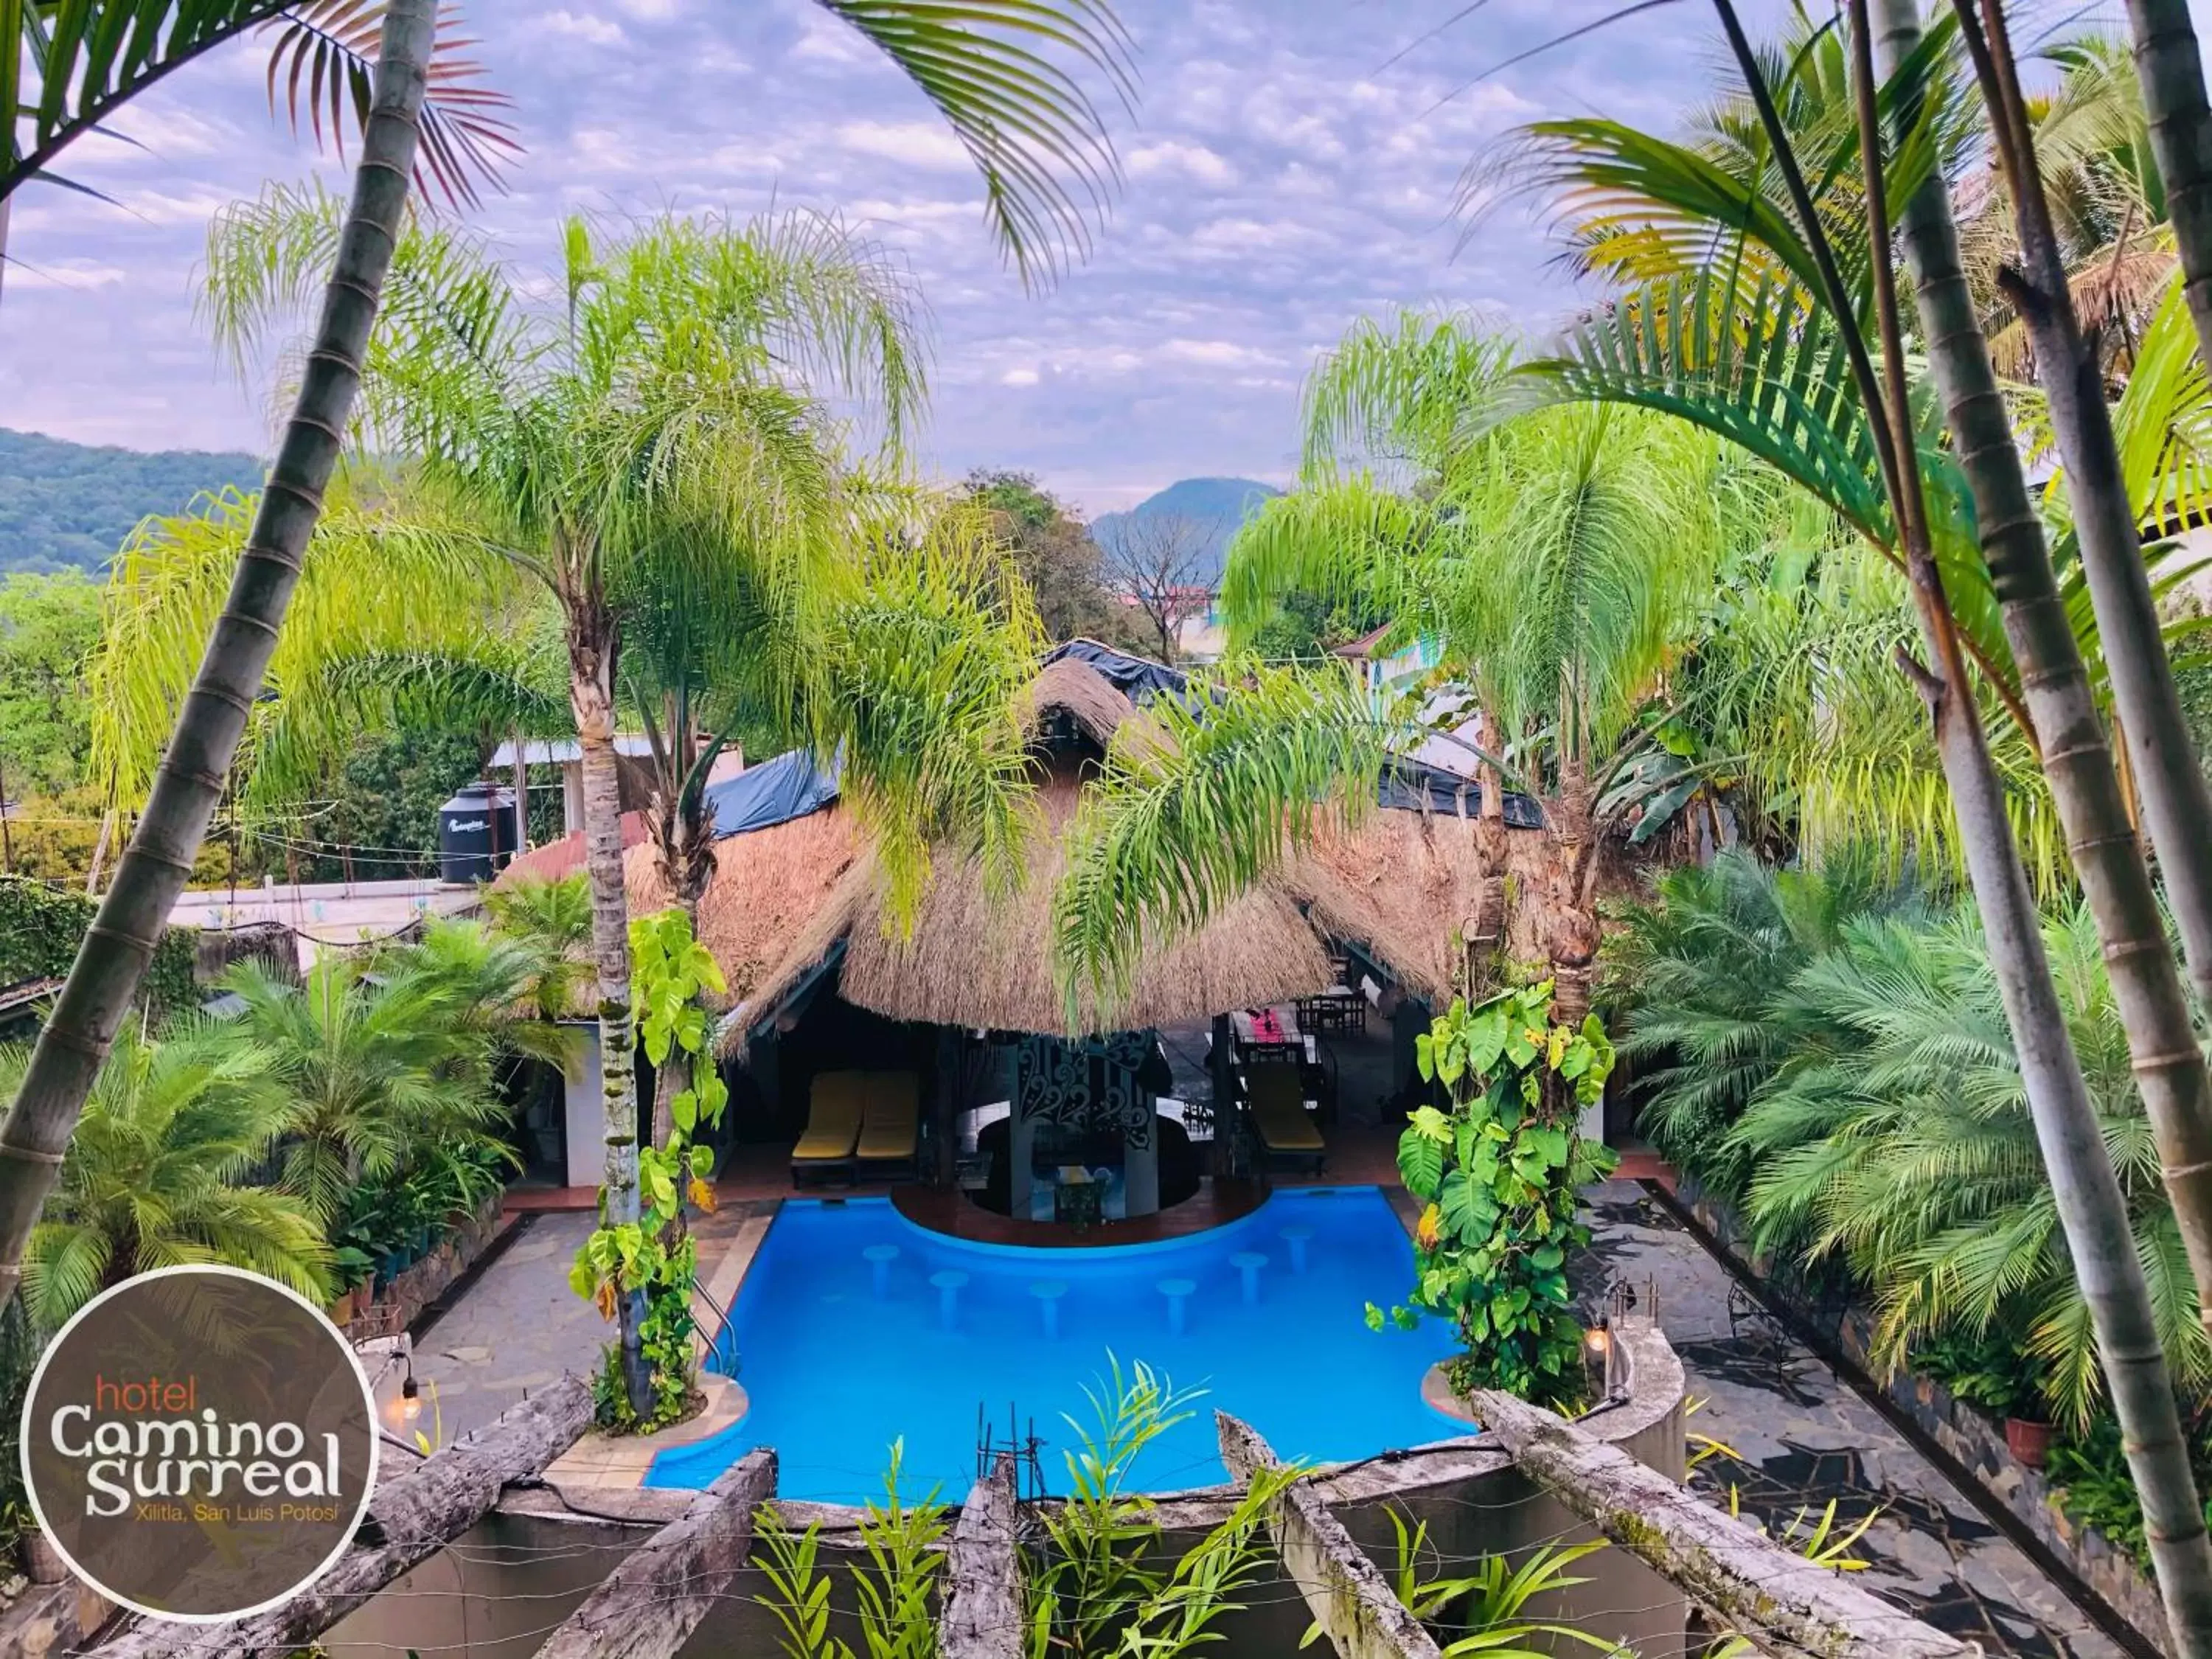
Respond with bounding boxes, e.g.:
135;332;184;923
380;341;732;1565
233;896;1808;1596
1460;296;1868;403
0;428;265;576
1091;476;1283;585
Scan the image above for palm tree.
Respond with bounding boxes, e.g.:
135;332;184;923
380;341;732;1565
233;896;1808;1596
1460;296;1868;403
223;949;509;1227
0;1021;328;1329
3;1;512;209
1509;2;2212;1637
484;873;594;1024
108;202;1051;1410
1860;0;2212;1363
2115;0;2212;392
0;0;437;1330
1229;393;1745;1023
14;0;1129;1417
1604;846;1935;1200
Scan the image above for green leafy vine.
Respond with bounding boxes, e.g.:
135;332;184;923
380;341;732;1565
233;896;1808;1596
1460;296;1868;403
1371;981;1618;1408
570;907;729;1433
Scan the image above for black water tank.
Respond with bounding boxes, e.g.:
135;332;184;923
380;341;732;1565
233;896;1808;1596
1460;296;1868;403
436;781;515;885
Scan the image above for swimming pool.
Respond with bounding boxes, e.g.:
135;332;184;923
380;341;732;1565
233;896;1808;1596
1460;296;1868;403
647;1186;1465;1504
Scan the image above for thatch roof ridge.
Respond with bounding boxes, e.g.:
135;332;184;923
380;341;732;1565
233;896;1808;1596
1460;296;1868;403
1021;655;1135;750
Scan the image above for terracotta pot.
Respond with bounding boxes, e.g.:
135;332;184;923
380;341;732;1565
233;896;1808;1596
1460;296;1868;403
21;1528;69;1584
2006;1416;2055;1469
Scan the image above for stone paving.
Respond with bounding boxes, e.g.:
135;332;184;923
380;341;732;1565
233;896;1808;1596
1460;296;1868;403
1576;1180;2126;1659
411;1201;768;1443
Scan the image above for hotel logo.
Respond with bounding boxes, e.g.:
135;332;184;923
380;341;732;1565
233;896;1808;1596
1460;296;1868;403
21;1265;379;1621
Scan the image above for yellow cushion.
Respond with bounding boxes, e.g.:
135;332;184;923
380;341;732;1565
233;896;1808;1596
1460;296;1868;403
857;1071;920;1161
793;1072;865;1162
1248;1066;1324;1152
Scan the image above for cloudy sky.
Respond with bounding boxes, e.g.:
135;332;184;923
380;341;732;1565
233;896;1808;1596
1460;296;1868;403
0;0;2018;513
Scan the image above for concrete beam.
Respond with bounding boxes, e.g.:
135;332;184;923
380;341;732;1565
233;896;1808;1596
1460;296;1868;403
1217;1412;1443;1659
1471;1387;1978;1659
535;1448;776;1659
940;1456;1023;1659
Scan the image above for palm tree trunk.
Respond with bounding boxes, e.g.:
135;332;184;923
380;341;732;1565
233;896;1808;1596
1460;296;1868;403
0;0;435;1310
1546;757;1600;1029
1868;5;2212;1645
566;585;651;1419
1471;709;1508;975
2119;0;2212;384
1949;0;2212;1343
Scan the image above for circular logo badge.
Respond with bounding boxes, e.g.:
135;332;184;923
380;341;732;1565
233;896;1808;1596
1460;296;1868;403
21;1265;379;1622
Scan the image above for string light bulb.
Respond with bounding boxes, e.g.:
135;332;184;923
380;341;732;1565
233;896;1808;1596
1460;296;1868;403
400;1364;422;1424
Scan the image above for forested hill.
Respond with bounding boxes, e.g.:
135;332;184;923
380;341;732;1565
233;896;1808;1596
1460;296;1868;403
1090;476;1283;582
0;428;265;575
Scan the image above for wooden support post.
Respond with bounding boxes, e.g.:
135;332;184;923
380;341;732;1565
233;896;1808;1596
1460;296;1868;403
535;1447;776;1659
1209;1012;1238;1179
940;1455;1022;1659
94;1375;594;1659
1470;1388;1975;1659
1217;1413;1442;1659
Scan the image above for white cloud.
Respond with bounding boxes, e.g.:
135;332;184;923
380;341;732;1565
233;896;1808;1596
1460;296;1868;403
1;260;128;291
615;0;678;15
1157;338;1282;369
1188;217;1322;254
543;9;625;43
1127;141;1238;187
833;121;973;173
1000;366;1041;387
789;10;874;63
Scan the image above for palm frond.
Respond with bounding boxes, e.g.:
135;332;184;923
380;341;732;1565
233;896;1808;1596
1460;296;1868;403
1052;658;1388;1016
813;0;1135;288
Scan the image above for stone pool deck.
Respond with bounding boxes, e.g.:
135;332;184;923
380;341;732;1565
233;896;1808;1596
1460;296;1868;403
1576;1180;2130;1659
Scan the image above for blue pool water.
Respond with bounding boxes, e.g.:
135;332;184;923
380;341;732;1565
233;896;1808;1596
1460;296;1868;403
647;1186;1464;1503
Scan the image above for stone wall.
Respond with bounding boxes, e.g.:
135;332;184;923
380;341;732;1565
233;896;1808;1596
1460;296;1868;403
1674;1178;2170;1656
342;1197;512;1340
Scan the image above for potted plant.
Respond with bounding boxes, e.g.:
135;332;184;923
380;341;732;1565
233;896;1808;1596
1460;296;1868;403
1919;1330;2054;1468
2004;1415;2056;1468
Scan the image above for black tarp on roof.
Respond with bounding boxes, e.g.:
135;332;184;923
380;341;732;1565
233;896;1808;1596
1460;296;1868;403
703;748;841;840
1377;756;1545;827
1042;638;1189;703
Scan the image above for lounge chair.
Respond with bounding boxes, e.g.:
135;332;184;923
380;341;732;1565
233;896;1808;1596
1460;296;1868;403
1246;1062;1325;1175
856;1070;922;1179
790;1071;866;1186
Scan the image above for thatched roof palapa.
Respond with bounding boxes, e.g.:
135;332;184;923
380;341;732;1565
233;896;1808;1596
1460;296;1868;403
692;655;1550;1055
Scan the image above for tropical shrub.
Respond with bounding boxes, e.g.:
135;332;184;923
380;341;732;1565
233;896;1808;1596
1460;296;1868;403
1371;1509;1619;1659
1610;850;2210;1426
2045;1408;2212;1569
1724;899;2208;1423
223;938;517;1226
1022;1359;1292;1659
756;1443;949;1659
1602;847;1931;1203
1372;982;1618;1407
1;1021;328;1326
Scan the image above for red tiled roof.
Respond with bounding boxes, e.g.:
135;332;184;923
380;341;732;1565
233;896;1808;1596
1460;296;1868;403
494;812;650;888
